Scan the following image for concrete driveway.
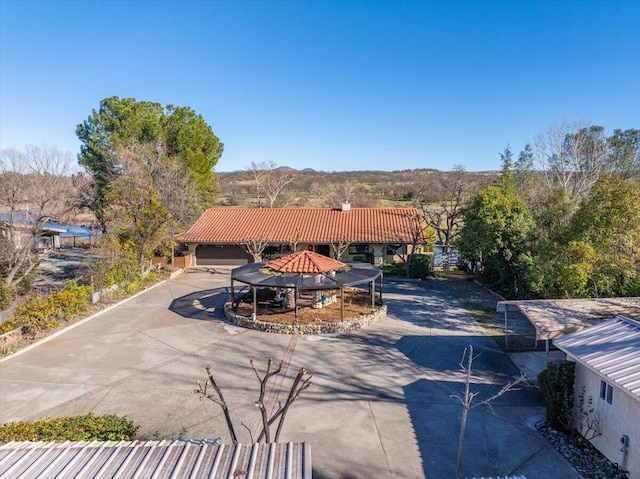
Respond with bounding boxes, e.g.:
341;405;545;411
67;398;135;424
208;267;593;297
0;269;580;479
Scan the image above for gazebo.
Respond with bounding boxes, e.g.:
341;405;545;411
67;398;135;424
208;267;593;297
229;250;383;322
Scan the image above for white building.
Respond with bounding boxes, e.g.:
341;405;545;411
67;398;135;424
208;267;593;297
555;316;640;479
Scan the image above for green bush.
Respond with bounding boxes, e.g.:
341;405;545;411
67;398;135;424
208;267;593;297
2;281;93;333
16;263;39;296
538;360;575;432
0;282;12;310
410;254;431;279
50;282;93;319
383;262;406;277
11;293;61;331
0;413;139;444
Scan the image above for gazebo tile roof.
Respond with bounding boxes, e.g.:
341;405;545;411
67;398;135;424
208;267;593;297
266;250;345;273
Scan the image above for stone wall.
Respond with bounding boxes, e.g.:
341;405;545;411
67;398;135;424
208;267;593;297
224;303;387;335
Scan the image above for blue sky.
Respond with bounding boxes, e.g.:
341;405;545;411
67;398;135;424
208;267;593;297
1;1;638;172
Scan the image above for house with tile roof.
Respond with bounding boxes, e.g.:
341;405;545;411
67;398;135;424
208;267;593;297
554;316;640;479
176;203;426;266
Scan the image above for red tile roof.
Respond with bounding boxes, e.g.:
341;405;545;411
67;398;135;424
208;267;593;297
176;207;425;244
266;250;346;273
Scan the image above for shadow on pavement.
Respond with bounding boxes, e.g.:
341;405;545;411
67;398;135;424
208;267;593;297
168;287;238;321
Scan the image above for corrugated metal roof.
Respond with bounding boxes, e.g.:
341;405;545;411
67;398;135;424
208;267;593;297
554;315;640;400
497;297;640;340
175;207;424;244
468;476;526;479
0;440;311;479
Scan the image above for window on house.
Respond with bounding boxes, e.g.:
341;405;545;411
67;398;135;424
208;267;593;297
349;244;369;255
599;380;613;405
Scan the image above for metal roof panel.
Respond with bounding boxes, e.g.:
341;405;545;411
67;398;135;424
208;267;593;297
0;441;311;479
555;316;640;400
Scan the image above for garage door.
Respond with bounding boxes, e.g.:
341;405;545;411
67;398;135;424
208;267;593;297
195;245;252;266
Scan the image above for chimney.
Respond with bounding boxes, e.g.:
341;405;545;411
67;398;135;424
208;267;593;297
341;201;351;212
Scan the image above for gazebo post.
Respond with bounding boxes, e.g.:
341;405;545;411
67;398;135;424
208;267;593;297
295;286;299;319
230;279;235;307
379;273;383;304
504;310;508;351
340;286;344;322
370;280;375;308
545;338;549;363
252;286;257;318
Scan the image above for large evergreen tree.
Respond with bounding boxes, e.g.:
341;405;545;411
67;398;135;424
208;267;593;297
458;149;537;298
76;96;223;231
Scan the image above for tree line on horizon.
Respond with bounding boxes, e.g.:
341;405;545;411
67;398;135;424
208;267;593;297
1;96;638;304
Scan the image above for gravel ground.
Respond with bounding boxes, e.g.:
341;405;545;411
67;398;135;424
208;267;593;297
536;423;629;479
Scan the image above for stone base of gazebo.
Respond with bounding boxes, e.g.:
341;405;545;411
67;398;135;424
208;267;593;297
224;302;387;335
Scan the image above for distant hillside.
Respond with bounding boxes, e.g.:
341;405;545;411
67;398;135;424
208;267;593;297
217;168;497;208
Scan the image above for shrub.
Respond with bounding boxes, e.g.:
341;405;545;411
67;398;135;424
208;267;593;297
538;360;575;433
383;262;406;277
50;282;93;319
3;281;93;333
410;254;431;279
15;261;40;296
0;282;12;310
0;413;139;444
11;293;61;331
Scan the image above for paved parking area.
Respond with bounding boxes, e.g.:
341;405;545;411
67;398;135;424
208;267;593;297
0;269;581;478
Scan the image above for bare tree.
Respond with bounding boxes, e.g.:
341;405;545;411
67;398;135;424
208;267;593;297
534;121;608;200
109;142;201;230
330;233;350;260
193;359;312;444
0;149;28;224
239;236;270;262
246;161;296;208
451;345;527;479
103;146;175;275
417;166;469;250
193;364;239;444
0;145;76;287
312;180;359;208
391;211;425;277
288;228;302;252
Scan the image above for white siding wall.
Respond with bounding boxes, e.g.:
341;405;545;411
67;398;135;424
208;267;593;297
574;363;640;479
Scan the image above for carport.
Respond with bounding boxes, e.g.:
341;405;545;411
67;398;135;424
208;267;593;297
497;297;640;359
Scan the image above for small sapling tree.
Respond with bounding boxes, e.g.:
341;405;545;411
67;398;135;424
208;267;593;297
451;345;527;479
193;358;312;444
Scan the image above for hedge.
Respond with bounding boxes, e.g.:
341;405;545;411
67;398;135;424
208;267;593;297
538;360;576;432
0;413;139;444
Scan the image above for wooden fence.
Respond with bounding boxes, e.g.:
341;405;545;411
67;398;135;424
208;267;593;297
171;255;191;269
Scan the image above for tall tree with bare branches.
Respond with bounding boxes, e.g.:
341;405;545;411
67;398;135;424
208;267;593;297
534;121;609;200
0;145;76;287
417;165;470;249
246;161;296;208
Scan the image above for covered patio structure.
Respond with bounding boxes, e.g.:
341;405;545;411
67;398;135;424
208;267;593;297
230;250;383;323
497;297;640;358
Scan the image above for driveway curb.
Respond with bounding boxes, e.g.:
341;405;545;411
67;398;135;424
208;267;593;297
0;280;167;363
